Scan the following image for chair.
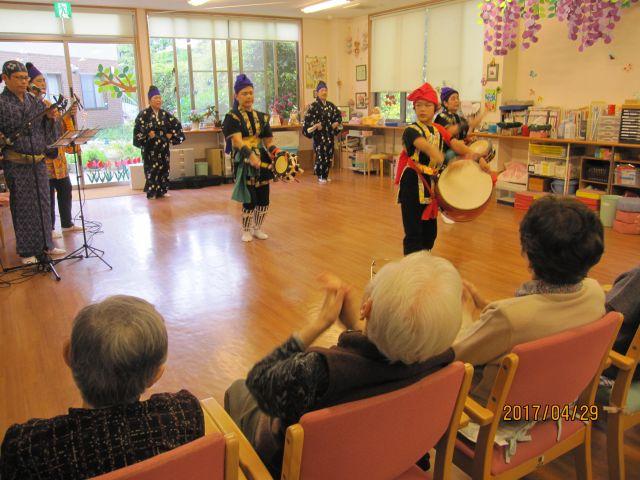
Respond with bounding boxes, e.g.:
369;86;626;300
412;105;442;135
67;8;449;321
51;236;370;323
454;312;622;480
205;362;473;480
603;325;640;480
92;431;239;480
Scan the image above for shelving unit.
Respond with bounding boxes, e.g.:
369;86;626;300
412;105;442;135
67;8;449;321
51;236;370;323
342;130;380;174
526;143;580;194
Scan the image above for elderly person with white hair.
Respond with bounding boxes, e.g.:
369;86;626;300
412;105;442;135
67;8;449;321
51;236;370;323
225;252;463;476
0;295;204;480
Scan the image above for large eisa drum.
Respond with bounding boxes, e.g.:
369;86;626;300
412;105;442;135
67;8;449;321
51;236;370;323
436;160;493;222
467;139;495;163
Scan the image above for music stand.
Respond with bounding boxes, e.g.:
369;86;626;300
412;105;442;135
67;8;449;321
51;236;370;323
49;128;113;270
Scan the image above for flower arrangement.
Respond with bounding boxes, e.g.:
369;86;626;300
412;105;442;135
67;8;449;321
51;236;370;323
269;93;297;119
188;110;204;124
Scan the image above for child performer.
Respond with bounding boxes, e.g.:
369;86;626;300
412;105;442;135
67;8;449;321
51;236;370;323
395;83;489;255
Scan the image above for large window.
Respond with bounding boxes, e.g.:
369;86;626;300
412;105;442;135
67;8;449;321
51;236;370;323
151;37;299;124
371;0;481;123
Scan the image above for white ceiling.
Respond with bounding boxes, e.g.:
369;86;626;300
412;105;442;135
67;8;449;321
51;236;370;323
10;0;428;19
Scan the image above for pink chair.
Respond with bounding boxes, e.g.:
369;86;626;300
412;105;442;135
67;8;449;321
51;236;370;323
93;432;239;480
455;312;623;480
281;361;473;480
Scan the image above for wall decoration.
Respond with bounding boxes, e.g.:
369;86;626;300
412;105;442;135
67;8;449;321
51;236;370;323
95;64;136;99
338;106;351;122
361;32;369;52
529;70;538;79
486;62;499;82
304;55;327;89
484;88;498;112
479;0;639;55
624;63;633;72
354;41;361;57
356;64;367;82
481;77;487;86
346;36;353;55
355;92;368;110
609;53;616;60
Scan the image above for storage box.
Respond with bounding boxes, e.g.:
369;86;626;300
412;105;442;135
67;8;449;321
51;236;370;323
528;177;550;192
615;165;639;186
205;148;224;176
529;144;566;157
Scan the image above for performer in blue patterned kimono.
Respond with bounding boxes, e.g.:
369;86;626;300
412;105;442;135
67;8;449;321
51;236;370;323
0;60;64;264
302;81;342;183
223;74;282;243
133;86;185;200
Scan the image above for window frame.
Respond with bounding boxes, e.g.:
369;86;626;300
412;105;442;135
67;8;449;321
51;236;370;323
375;91;409;123
151;36;299;121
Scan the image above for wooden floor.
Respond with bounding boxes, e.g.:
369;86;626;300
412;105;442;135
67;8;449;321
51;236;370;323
1;170;638;479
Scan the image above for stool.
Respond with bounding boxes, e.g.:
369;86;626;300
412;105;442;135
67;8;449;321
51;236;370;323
129;164;145;190
369;153;392;177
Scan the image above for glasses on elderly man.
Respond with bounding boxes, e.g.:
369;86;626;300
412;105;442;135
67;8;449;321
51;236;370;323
11;74;30;81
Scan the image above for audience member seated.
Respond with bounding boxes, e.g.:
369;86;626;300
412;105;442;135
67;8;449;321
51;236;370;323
454;196;605;404
0;295;204;480
602;265;640;382
224;252;463;476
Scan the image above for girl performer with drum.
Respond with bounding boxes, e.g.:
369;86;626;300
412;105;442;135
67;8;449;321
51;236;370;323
395;82;489;255
223;74;284;242
302;81;343;183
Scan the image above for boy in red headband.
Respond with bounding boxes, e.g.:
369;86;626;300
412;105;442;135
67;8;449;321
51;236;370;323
396;82;489;255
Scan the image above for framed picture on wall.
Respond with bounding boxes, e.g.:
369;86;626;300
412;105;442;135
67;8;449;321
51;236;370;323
355;92;368;109
486;63;499;82
356;64;367;82
338;106;350;122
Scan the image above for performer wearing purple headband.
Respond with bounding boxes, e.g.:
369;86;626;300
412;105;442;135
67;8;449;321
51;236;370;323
223;74;282;242
434;87;485;142
133;86;185;199
302;81;342;183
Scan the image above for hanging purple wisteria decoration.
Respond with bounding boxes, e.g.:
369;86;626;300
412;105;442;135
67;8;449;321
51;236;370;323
479;0;638;55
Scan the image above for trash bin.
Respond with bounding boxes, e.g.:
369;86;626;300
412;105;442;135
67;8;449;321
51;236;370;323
195;161;208;176
600;195;620;227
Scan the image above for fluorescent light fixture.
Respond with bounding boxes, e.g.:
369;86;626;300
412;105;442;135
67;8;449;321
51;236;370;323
301;0;351;14
188;0;210;6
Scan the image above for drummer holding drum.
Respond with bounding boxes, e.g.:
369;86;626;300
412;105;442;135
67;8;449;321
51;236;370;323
435;87;486;142
395;82;491;255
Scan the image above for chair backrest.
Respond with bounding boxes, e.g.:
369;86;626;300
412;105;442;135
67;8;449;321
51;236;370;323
93;433;228;480
505;312;622;408
295;361;466;480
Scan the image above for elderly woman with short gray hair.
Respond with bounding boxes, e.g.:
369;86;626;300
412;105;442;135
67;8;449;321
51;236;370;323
0;295;204;480
225;251;463;476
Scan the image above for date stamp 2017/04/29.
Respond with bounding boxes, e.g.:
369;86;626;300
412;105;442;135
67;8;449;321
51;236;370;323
503;404;599;422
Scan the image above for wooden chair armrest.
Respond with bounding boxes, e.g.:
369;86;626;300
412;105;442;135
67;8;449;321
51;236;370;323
609;350;635;371
463;397;494;426
459;412;471;429
201;397;273;480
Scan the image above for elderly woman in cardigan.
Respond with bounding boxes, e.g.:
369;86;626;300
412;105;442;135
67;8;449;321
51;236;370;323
225;251;463;475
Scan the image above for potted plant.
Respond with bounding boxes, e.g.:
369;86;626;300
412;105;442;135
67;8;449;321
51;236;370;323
189;110;204;130
269;93;297;125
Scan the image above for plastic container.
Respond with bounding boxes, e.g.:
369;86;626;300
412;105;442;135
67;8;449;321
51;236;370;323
550;179;578;194
601;195;621;227
195;162;208;176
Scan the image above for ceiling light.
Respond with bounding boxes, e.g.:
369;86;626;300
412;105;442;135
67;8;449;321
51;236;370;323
188;0;210;6
301;0;351;14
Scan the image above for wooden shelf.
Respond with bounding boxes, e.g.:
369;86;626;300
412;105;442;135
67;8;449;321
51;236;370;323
613;184;640;189
581;179;609;186
582;157;611;162
529;173;566;180
476;133;640;149
615;159;640;165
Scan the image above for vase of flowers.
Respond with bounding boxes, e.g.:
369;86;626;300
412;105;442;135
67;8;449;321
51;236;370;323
269;93;297;123
189;110;204;130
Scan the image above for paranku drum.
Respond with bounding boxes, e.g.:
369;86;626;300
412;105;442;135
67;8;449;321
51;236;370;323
467;139;495;163
271;151;304;182
436;160;493;222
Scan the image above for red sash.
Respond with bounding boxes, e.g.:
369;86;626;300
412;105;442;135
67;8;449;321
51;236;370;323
395;150;439;220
